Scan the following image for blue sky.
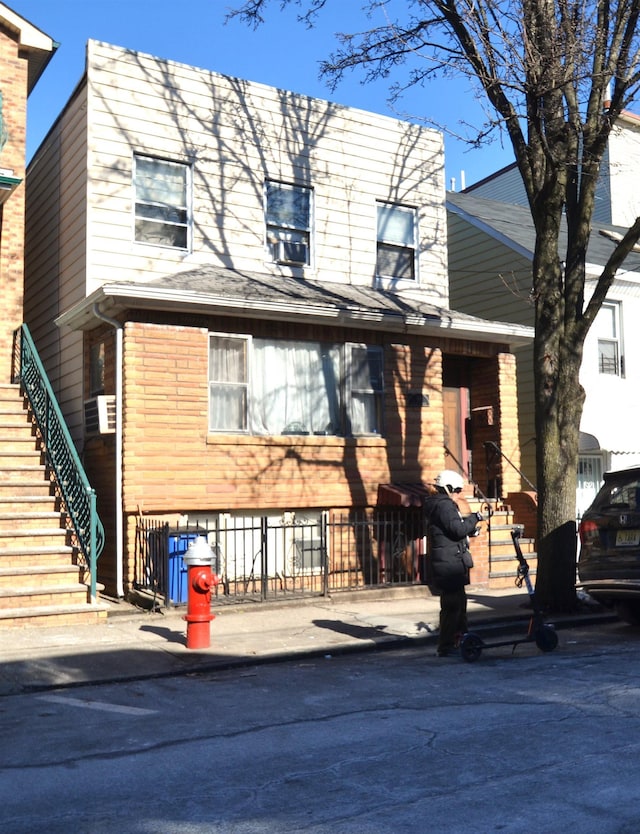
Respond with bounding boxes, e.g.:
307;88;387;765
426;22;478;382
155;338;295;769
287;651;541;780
14;0;514;186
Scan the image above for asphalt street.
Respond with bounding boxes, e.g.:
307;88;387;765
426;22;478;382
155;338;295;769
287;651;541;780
1;618;639;834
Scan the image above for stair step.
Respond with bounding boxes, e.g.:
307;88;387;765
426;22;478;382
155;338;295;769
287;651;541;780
0;529;69;549
0;584;91;609
0;513;65;532
0;545;76;567
0;565;82;589
0;484;53;497
0;603;109;627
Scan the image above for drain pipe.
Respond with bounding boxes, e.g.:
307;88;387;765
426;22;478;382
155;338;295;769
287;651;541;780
93;304;124;599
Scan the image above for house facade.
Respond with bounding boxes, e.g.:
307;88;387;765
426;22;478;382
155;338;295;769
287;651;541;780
447;190;640;519
25;41;532;599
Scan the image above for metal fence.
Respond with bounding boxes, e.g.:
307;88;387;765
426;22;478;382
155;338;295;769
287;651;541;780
134;508;428;606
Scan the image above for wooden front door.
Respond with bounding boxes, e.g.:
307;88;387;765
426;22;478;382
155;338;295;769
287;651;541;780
442;356;471;479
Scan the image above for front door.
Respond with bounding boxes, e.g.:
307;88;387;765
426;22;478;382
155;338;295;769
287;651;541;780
442;357;471;479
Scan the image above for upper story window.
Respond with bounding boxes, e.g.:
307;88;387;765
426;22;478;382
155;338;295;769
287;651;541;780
596;301;624;376
209;335;383;437
376;203;417;281
134;154;190;249
265;181;312;266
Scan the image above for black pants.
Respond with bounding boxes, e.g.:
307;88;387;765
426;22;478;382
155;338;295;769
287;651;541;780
438;586;468;653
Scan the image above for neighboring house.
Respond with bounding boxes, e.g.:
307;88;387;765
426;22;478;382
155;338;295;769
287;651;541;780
447;190;640;518
465;109;640;227
25;40;532;600
0;3;55;378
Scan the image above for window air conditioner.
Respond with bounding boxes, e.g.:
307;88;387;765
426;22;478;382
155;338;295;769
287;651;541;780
84;395;116;435
276;240;308;265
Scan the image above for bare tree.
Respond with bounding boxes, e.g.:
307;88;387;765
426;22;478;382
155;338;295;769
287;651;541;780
230;0;640;611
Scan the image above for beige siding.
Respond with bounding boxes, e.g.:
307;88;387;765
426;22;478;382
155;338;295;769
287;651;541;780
25;83;89;439
83;40;447;299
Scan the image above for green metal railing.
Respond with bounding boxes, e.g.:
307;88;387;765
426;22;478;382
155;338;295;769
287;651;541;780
14;324;105;600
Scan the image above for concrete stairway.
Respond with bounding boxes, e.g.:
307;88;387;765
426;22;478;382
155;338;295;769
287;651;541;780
0;383;107;626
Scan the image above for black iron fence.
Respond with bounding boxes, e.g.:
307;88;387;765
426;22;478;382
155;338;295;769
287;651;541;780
134;508;427;606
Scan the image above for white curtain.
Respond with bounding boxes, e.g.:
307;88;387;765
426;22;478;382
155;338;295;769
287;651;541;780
252;340;341;435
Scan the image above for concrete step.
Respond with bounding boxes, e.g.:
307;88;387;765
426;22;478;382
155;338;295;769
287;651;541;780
0;544;76;567
0;465;48;483
0;528;69;548
0;564;82;590
0;583;91;609
0;602;109;627
0;512;65;531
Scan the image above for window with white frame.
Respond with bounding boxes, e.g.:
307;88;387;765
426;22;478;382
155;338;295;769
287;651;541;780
595;301;624;376
208;335;383;436
376;203;417;280
347;345;384;435
134;154;190;249
265;181;311;266
208;336;249;431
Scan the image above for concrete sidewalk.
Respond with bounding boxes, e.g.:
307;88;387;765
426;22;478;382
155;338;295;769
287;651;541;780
0;585;611;696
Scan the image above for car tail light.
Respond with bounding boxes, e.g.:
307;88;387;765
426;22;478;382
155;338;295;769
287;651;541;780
579;519;599;545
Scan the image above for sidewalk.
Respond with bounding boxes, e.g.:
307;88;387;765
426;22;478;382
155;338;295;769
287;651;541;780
0;585;611;696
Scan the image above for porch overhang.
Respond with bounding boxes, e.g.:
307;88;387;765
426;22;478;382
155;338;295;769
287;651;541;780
377;482;435;508
54;268;534;349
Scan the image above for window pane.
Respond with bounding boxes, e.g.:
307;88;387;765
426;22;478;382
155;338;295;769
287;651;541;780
134;155;189;249
349;346;383;435
136;157;186;205
252;340;340;435
266;182;310;229
210;337;247;382
598;339;619;374
376;243;415;280
377;204;415;245
209;336;248;431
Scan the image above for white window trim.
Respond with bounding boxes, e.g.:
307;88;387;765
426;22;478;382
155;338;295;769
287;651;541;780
264;180;314;268
133;153;192;251
208;332;251;434
597;300;624;377
375;201;418;287
345;342;384;436
208;335;384;437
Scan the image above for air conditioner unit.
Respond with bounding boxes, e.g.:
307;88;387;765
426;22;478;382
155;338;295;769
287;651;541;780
275;240;308;265
84;395;116;435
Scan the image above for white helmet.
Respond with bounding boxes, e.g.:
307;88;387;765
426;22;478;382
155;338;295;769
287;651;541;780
435;470;465;493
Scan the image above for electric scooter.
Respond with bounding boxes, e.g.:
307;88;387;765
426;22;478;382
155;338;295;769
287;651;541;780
459;527;558;662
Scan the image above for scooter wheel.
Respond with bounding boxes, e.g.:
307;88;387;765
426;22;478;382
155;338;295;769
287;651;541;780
535;624;558;653
460;632;483;662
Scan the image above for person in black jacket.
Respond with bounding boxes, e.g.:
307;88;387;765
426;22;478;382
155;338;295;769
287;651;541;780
424;470;483;657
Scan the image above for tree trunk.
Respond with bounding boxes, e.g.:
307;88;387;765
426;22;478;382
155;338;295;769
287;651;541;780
532;247;585;611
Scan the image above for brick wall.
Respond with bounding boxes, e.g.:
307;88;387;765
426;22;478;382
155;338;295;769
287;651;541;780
83;318;522;594
0;25;28;381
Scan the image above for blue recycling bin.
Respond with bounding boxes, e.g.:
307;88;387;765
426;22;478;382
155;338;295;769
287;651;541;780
167;532;200;603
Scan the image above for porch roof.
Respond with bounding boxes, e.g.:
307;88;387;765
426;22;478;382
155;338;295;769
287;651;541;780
55;264;533;347
377;482;435;508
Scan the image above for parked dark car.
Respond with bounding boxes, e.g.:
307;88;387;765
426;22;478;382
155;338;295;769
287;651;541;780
578;466;640;624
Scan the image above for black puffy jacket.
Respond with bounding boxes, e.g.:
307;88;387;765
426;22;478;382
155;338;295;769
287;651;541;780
424;491;479;591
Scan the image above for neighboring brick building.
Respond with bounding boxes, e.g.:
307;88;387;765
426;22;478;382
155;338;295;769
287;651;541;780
24;40;532;599
0;4;55;379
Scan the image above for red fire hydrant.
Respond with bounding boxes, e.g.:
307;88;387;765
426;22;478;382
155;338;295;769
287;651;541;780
183;536;219;650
